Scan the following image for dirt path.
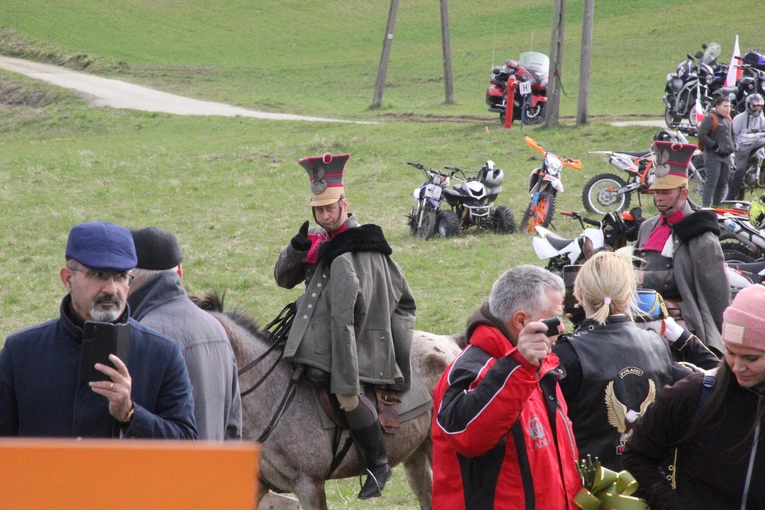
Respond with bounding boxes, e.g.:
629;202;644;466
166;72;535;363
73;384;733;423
0;55;370;123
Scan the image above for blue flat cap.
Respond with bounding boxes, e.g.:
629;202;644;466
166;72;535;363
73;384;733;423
65;222;137;272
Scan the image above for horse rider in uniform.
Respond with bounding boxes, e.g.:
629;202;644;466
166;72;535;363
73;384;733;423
633;141;730;355
274;153;416;499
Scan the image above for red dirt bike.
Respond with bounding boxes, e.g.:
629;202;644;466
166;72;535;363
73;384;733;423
486;52;549;127
519;136;582;234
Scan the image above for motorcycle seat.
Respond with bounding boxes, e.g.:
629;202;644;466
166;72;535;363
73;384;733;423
543;233;577;251
617;150;651;158
728;260;765;275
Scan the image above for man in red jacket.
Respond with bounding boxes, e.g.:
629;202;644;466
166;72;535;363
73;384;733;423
432;265;582;509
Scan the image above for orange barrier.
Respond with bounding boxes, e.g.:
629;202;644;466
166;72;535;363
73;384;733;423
0;438;259;509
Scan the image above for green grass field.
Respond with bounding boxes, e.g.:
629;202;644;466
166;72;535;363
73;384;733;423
0;0;758;507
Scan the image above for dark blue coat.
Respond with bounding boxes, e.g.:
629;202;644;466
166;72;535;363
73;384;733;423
0;295;198;439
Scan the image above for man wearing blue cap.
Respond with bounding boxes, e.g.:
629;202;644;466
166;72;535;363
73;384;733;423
0;222;198;439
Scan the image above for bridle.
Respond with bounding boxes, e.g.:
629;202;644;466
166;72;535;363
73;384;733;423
237;301;303;443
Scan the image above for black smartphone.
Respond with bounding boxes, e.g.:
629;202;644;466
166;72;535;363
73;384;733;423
540;317;561;337
78;321;131;381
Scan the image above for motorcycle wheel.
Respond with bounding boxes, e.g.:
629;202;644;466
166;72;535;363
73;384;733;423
436;210;460;237
721;239;762;260
492;205;516;234
520;193;556;234
407;207;418;236
522;103;545;125
582;173;629;214
664;105;679;128
723;247;756;263
687;166;705;209
416;210;436;240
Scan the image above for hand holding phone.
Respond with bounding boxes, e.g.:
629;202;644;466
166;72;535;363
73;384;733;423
540;317;562;337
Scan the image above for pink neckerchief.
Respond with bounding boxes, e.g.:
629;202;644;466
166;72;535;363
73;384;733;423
305;223;349;264
642;208;685;252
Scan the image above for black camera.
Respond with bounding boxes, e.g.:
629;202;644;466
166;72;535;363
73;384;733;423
540;317;561;337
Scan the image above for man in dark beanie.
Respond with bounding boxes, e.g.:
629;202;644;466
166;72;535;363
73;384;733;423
128;226;242;441
0;222;197;438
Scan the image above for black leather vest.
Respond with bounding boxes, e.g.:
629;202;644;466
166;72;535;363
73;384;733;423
565;316;673;470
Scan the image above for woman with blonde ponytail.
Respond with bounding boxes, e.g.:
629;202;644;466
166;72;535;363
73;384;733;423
552;250;673;471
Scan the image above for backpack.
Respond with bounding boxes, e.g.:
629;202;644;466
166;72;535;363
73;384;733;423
697;114;719;151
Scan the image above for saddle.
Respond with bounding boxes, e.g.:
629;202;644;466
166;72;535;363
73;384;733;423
316;385;402;434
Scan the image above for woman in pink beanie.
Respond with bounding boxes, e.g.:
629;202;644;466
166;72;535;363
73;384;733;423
622;284;765;509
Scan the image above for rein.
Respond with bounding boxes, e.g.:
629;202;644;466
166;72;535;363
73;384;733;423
237;302;302;443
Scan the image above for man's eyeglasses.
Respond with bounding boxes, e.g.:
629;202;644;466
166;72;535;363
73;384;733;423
69;267;134;284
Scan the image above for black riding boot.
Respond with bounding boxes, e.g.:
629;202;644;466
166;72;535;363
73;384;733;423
350;421;392;499
344;395;392;499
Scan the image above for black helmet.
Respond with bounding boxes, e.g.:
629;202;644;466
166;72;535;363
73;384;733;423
653;130;673;142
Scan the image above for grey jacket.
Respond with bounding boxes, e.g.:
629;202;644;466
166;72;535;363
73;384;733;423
635;203;729;353
128;272;242;440
698;111;735;159
275;217;416;395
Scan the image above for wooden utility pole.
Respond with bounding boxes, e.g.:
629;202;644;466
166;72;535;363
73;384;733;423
577;0;595;125
440;0;454;104
545;0;567;128
372;0;399;108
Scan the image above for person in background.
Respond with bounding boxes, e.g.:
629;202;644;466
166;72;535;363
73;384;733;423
697;94;734;207
623;284;765;509
727;93;765;201
432;265;581;509
274;153;416;499
128;226;242;441
633;140;730;354
553;251;673;471
0;222;197;438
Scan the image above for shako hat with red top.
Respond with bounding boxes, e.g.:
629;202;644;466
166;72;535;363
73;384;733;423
649;141;697;190
299;153;350;207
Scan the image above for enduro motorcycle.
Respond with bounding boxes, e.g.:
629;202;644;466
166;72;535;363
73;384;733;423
532;209;644;323
486;52;549;126
519;136;582;234
582;129;706;214
664;43;735;129
441;161;516;234
405;161;454;240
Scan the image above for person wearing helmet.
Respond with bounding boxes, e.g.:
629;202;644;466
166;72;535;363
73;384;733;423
727;93;765;201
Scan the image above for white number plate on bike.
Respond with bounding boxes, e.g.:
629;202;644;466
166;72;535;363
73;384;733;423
519;81;532;95
424;184;442;200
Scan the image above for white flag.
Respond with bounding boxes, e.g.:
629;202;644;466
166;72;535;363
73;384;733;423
726;35;742;87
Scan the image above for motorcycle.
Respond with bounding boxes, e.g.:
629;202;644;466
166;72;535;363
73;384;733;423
732;131;765;198
405;161;455;240
486;52;549;127
582;129;706;214
441;161;516;234
664;43;736;129
532;209;645;323
519;136;582;234
730;50;765;114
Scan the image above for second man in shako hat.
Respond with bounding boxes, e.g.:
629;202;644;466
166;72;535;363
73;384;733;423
274;153;416;499
633;141;730;354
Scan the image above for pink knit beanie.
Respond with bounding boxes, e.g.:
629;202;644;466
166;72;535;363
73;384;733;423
722;284;765;351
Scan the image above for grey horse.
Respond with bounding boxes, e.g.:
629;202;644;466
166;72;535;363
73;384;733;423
193;293;462;510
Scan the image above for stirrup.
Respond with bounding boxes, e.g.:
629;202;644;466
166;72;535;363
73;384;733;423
357;465;392;499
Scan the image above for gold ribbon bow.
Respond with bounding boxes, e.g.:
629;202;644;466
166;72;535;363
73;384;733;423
574;456;647;510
